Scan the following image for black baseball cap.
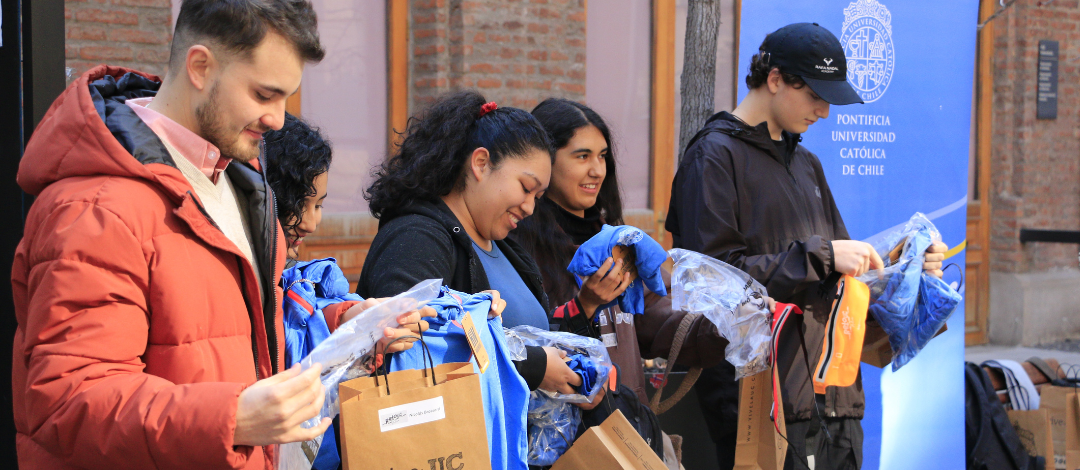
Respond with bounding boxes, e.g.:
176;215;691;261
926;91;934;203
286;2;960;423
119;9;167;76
761;22;863;105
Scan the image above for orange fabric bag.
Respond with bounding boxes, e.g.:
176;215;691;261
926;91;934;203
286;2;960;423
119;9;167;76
812;275;869;394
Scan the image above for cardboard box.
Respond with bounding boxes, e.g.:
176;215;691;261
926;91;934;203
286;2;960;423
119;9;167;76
550;409;667;470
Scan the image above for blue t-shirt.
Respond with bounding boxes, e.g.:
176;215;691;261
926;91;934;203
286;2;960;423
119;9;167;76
472;242;549;330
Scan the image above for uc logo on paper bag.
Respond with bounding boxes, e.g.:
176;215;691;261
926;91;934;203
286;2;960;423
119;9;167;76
841;0;895;102
391;452;467;470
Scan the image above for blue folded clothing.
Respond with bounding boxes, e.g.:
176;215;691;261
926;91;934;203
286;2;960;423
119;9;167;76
859;214;963;371
389;288;530;470
566;225;668;314
280;257;363;470
565;354;600;396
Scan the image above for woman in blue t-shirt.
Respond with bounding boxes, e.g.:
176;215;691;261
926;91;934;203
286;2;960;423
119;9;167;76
358;91;626;395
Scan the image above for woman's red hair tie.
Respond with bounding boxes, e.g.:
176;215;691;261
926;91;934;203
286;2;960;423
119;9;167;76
479;102;498;117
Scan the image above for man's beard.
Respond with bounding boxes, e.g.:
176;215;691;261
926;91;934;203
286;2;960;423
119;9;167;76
195;84;260;162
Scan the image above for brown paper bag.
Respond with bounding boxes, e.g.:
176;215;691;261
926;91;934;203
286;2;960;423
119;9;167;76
550;409;667;470
734;370;788;470
1067;394;1080;470
860;322;946;368
1041;386;1078;469
1008;409;1054;470
338;361;492;470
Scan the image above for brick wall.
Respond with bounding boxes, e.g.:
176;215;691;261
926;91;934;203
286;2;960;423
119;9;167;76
989;0;1080;274
65;0;173;82
409;0;586;113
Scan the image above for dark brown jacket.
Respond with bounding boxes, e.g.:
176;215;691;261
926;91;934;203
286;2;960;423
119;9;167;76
518;201;729;405
666;111;876;420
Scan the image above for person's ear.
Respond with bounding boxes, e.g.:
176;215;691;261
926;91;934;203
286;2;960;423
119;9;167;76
185;45;216;92
766;68;783;95
469;147;491;182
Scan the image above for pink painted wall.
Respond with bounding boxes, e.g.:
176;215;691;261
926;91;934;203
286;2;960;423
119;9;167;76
585;0;653;210
301;0;387;213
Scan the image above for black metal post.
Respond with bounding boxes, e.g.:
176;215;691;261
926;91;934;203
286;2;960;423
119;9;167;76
1;0;66;467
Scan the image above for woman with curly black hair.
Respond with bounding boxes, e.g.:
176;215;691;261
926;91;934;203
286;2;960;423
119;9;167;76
359;90;590;398
264;113;333;261
263;114;432;470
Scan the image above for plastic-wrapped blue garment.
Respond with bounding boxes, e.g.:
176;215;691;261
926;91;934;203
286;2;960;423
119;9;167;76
503;326;612;465
280;258;363;470
911;274;962;364
389;288;530;470
668;248;772;379
504;325;613;403
566;224;668;314
526;392;581;466
857;213;963;371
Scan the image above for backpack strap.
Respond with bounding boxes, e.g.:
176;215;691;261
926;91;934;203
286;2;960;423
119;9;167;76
649;313;703;415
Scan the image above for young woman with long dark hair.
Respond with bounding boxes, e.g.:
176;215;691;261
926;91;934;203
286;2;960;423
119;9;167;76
512;98;734;408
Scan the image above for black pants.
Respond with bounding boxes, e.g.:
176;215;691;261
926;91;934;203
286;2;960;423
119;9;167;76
696;362;863;470
782;415;863;470
694;362;740;469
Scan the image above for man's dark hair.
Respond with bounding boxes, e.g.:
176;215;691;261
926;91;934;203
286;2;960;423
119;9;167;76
745;40;806;90
169;0;325;72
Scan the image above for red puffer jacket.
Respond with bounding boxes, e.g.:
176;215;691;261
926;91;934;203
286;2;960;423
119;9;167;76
11;66;286;469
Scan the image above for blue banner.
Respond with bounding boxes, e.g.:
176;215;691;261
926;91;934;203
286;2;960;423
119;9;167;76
737;1;978;468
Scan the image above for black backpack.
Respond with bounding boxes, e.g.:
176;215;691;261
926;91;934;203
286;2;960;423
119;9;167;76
578;364;665;459
965;361;1044;470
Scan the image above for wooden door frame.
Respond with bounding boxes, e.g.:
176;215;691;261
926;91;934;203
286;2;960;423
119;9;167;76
286;87;302;116
388;0;409;151
965;0;995;345
651;0;677;247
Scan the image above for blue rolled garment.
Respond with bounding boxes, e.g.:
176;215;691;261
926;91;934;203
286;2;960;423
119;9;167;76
281;258;363;470
389;288;530;470
863;222;962;371
566;224;668;313
565;354;600;395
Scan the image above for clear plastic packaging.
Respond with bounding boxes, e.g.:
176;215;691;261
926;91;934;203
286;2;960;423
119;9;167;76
503;325;612;403
856;213;961;371
277;279;442;470
668;248;772;379
505;325;611;466
526;391;582;466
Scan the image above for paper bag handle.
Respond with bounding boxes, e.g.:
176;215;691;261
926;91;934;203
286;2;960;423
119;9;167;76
374;328;436;395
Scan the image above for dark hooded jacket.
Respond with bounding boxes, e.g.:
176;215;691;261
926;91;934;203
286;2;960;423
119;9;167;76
357;199;549;389
666;111;870;421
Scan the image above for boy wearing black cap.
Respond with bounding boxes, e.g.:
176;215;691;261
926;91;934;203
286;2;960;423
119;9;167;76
667;23;946;470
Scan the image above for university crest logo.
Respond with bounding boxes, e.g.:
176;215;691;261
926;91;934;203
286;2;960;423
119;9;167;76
841;0;894;103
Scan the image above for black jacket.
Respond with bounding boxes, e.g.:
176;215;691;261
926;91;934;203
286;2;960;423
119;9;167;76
667;111;867;420
358;199;549;389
